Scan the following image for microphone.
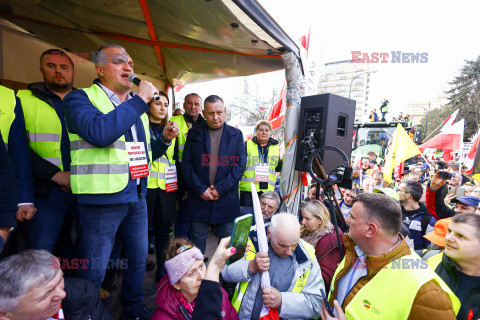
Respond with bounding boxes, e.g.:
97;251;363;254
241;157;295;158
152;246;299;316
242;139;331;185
128;73;160;101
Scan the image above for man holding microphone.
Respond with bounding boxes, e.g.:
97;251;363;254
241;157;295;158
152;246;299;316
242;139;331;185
63;43;179;320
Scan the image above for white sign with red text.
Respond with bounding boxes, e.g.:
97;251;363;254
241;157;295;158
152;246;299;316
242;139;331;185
126;142;149;179
165;166;178;192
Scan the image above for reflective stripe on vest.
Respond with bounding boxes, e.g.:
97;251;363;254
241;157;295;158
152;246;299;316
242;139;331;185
69;84;152;194
239;140;279;192
0;86;16;148
170;115;189;159
329;251;460;319
17;89;63;170
147;136;175;190
231;239;316;319
70;140;125;151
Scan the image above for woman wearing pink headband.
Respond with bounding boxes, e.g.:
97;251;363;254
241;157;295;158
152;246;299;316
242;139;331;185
152;238;239;320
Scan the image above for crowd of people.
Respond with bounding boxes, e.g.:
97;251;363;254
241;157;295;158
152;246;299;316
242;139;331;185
0;43;479;320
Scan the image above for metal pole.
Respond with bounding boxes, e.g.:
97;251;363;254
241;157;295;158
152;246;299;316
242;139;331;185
424;121;444;141
349;70;377;99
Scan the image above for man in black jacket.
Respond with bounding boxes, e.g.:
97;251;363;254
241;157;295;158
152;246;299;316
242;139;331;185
426;171;479;220
398;180;436;250
0;249;113;320
17;49;76;252
171;93;206;239
427;214;480;320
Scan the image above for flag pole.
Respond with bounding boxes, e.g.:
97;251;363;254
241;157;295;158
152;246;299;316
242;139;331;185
424;122;444;141
420;152;433;166
425;109;459;141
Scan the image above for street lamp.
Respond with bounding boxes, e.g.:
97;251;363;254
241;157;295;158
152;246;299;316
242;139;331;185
349;70;377;99
417;105;430;136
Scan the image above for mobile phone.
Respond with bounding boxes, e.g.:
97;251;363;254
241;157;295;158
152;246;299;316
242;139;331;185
447;186;456;195
320;288;335;317
226;214;253;265
438;171;452;180
456;187;465;197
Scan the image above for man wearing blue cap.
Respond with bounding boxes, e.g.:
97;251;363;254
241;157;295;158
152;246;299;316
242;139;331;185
426;171;479;220
420;163;430;182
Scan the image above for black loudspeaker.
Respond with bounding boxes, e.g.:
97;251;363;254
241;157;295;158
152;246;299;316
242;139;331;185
414;128;423;144
295;93;356;175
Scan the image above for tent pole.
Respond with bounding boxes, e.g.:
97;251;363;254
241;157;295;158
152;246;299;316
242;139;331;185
279;52;305;217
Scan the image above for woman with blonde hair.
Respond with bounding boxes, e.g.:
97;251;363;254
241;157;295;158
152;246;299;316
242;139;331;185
300;200;344;292
239;120;281;206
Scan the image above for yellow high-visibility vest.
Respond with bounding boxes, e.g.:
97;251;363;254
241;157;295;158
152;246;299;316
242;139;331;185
0;85;16;148
170;115;189;160
239;140;279;192
329;251;460;319
17;88;63;169
69;84;151;194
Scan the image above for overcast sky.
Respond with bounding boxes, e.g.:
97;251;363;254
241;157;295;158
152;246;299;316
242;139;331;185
181;0;480;121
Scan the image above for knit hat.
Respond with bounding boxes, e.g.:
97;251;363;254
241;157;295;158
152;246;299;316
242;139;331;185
424;218;452;247
164;246;204;285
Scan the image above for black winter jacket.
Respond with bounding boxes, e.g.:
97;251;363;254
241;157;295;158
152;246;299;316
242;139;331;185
433;254;480;320
63;278;113;320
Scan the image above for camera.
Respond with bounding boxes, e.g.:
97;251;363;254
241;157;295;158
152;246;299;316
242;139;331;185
331;165;353;189
438;171;452;180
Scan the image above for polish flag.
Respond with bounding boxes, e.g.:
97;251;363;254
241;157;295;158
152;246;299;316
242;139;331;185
440;109;459;132
419;119;464;161
394;162;405;181
268;83;286;130
174;80;185;93
260;307;280;320
298;28;311;57
465;131;480;172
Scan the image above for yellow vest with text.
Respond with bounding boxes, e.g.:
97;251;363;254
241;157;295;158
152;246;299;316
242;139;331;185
147;133;175;190
17;88;63;169
426;251;443;270
329;251;460;319
170;115;189;160
69;84;151;194
231;239;316;320
0;86;16;148
239;140;279;192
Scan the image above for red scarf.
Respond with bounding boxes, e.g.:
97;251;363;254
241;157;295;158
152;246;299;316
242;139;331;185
174;290;195;314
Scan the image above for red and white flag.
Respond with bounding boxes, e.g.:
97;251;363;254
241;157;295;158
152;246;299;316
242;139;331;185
419;119;464;161
268;83;286;130
260;307;280;320
465;131;480;172
394;162;405;181
440;109;459;132
251;184;280;320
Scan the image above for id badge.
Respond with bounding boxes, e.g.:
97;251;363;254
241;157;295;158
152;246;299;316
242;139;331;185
126;142;149;178
165;166;178;192
254;163;269;182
